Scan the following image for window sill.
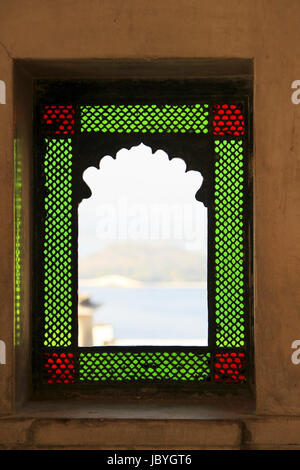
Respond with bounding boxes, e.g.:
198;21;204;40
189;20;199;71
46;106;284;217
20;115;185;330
4;396;300;449
0;393;256;449
15;392;255;420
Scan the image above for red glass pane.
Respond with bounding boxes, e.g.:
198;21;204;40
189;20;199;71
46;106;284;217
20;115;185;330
44;352;75;384
213;104;245;136
214;352;246;383
42;105;75;134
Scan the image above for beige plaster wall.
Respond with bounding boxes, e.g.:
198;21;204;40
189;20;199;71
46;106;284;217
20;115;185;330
0;45;13;414
0;0;299;425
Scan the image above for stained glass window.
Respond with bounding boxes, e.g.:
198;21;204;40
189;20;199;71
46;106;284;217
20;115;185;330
32;80;251;388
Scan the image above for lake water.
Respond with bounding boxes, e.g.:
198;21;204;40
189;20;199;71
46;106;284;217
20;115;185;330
80;286;208;346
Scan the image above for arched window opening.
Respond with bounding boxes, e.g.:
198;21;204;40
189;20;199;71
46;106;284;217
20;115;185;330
33;78;251;387
78;144;208;347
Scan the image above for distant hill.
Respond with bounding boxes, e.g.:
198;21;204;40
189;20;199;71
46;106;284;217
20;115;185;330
79;242;207;283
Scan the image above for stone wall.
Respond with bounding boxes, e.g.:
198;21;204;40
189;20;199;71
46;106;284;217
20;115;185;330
0;0;299;449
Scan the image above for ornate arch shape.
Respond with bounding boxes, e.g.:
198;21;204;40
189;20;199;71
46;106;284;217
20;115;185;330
74;134;213;206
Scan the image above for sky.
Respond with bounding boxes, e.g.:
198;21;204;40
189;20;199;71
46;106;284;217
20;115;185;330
78;143;207;258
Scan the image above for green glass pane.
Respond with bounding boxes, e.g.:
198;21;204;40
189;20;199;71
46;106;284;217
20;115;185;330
80;104;209;134
214;140;245;348
79;351;210;382
43;138;73;347
14;138;22;347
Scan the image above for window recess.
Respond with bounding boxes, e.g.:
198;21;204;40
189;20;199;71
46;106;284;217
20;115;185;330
32;78;252;391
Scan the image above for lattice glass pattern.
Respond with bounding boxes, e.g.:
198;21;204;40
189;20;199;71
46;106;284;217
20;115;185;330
79;351;211;382
214;352;246;383
44;352;75;383
14;138;21;346
43;139;73;347
42;105;75;135
213;104;245;136
214;140;245;348
36;97;250;387
80;105;209;134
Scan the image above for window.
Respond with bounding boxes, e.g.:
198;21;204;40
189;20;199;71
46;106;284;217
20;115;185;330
33;79;252;389
78;144;208;347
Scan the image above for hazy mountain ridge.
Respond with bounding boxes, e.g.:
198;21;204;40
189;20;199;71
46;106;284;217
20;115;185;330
79;242;207;283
